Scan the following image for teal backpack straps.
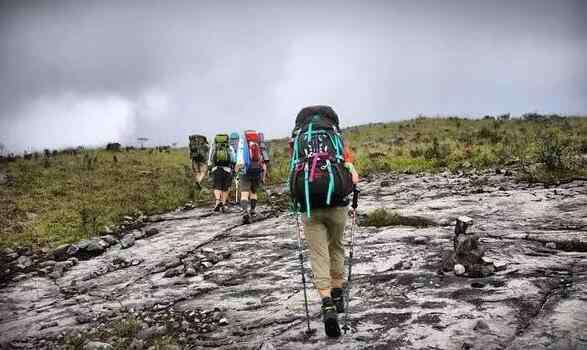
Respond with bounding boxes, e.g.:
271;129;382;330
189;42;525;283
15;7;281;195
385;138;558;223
326;160;335;205
304;162;311;218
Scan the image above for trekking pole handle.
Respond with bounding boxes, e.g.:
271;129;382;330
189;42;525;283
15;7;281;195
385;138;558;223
352;186;360;210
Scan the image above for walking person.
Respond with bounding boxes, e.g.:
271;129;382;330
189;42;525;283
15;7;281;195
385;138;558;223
289;106;359;338
235;130;266;224
208;134;236;212
188;134;209;190
229;132;241;205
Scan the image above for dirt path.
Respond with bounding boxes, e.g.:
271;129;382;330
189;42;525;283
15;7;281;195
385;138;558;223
1;173;586;349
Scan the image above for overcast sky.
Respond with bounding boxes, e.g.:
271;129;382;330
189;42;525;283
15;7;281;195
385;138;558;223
0;0;586;152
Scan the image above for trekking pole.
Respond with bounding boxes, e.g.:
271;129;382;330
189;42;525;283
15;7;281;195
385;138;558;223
234;177;239;205
294;208;316;336
342;187;360;334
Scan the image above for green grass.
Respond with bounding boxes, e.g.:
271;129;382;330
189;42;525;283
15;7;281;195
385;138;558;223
361;208;437;228
0;149;201;248
1;115;586;248
267;115;587;179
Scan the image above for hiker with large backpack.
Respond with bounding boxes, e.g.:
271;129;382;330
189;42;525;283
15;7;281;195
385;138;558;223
188;134;210;189
208;134;236;212
235;130;266;224
229;132;241;204
257;132;271;186
288;106;359;338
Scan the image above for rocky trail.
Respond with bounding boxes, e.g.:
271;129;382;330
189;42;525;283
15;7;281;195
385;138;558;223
1;173;586;350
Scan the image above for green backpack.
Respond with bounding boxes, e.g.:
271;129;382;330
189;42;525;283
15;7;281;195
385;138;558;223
213;134;231;166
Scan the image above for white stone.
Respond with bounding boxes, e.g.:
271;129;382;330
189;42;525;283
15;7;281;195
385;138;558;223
84;342;113;350
545;242;556;249
454;264;466;276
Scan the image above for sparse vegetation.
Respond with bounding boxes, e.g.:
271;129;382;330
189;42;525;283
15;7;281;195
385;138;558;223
61;315;178;350
1;114;586;248
361;208;436;228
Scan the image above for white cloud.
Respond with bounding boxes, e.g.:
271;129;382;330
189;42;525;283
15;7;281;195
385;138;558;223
1;93;136;152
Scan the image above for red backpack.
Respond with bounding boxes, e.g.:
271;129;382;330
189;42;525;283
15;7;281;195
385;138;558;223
244;130;263;174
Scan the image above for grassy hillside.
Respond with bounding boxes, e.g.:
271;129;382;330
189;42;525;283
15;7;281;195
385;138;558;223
0;149;199;248
268;115;587;182
1;115;586;249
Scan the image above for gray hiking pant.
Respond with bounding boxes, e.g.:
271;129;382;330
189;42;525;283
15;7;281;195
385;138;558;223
192;160;207;184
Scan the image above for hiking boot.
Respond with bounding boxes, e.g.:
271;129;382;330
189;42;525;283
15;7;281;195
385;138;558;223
331;288;345;314
220;203;226;213
213;204;221;212
321;297;341;338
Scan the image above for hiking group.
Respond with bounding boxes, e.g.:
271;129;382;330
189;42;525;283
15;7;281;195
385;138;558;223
188;130;269;224
189;106;359;338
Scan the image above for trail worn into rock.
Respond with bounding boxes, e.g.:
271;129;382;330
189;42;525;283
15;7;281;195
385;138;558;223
1;173;586;349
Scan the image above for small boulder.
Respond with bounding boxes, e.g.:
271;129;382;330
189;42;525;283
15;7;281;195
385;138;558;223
75;239;105;256
75;313;92;324
184;266;197;277
51;244;71;260
95;239;110;250
100;235;118;246
202;247;215;254
164;267;183;278
120;234;136;249
66;245;80;257
85;240;106;253
50;262;69;279
473;320;490;331
16;246;32;256
112;255;131;266
145;228;159;237
39;260;57;269
493;261;507;272
15;255;33;270
413;236;429;245
2;248;19;261
132;229;146;240
454;264;466;276
83;341;113;350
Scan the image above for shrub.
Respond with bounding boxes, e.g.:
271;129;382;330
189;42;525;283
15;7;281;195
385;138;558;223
362;208;436;227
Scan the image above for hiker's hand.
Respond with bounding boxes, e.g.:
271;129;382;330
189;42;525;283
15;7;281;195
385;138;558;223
346;163;359;184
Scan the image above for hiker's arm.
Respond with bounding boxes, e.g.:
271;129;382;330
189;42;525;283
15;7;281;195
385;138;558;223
343;144;359;184
207;145;214;168
346;163;359;184
235;138;244;172
230;147;237;167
